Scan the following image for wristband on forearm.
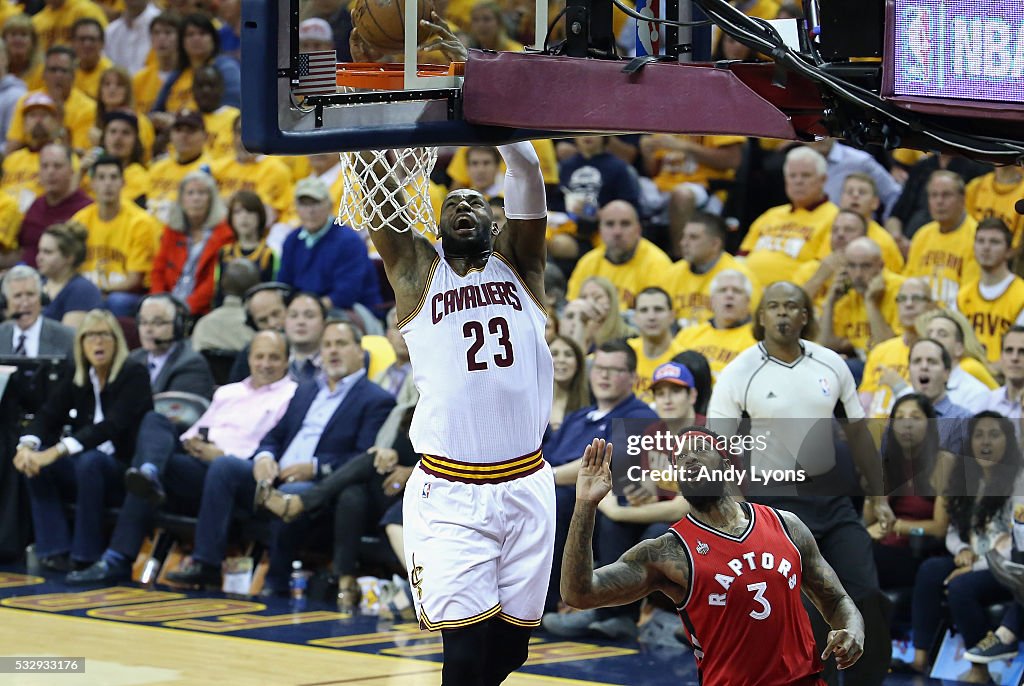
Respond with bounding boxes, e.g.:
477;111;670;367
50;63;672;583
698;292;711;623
498;142;546;220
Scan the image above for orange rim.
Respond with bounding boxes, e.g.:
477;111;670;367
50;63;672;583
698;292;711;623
336;62;464;90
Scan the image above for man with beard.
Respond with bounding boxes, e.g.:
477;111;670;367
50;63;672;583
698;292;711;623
561;434;864;686
566;199;672;310
707;280;891;685
363;143;553;685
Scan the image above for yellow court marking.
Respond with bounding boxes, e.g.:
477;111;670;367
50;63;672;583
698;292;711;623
0;607;618;686
0;572;45;589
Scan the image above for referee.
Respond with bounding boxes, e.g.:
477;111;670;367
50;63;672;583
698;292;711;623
708;281;891;686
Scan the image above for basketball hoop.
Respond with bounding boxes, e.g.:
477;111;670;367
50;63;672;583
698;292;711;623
338;146;439;235
335;63;462;236
333;63;466;236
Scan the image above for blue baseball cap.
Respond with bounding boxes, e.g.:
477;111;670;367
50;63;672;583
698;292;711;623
650;361;695;389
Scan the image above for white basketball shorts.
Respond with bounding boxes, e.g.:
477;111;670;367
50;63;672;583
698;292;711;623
403;458;556;631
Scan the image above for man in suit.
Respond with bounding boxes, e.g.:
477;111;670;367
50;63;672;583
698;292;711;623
0;265;74;559
0;265;75;358
128;294;213;399
118;294;214;505
66;330;297;584
167;320;395;587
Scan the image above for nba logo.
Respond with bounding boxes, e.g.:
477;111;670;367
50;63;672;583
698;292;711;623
421;483;431;498
635;0;663;56
696;540;710;555
818;378;830;396
904;6;935;83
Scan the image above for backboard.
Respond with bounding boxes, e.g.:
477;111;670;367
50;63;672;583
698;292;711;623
240;0;813;156
240;0;1024;164
240;0;555;155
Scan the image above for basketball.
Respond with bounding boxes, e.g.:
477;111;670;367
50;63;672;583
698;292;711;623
350;0;436;52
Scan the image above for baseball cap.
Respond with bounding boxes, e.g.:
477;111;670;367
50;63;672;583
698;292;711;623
295;177;331;202
23;92;58;115
299;18;333;43
172;109;205;130
650;362;695;390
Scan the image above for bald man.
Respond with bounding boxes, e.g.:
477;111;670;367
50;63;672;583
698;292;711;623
566;200;672;310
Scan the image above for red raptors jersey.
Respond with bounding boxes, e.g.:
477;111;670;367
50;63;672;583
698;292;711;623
669;502;824;686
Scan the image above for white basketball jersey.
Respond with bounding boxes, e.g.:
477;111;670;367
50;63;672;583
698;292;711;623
400;249;553;463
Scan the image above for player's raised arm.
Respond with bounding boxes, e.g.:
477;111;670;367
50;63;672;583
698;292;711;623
357;152;411;248
779;509;865;670
561;439;687;609
494;142;547;289
357;151;435;309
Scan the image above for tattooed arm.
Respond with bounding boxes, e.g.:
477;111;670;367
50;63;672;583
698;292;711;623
562;507;688;608
560;438;689;609
780;509;865;670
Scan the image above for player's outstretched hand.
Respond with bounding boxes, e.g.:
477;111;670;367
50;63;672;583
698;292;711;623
576;438;613;503
419;11;467;62
822;628;864;670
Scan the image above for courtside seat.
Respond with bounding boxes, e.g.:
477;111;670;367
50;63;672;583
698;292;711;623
153;392;211;431
63;504;398;592
64;503;273;585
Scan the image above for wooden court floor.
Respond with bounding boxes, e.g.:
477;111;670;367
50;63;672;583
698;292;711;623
0;570;941;685
0;570;652;686
0;606;621;686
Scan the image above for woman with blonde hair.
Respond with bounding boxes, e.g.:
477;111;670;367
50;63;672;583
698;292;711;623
913;309;998;410
2;15;42;89
560;275;634;352
14;310;153;572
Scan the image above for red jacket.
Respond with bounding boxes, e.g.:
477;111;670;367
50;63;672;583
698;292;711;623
150;220;235;316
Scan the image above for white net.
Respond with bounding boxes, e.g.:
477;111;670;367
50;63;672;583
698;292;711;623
338;147;439;235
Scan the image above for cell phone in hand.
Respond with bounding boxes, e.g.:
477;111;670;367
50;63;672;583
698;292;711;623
198;427;210;442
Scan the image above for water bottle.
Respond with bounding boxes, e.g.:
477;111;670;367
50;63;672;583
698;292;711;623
289;560;307;600
140;557;161;586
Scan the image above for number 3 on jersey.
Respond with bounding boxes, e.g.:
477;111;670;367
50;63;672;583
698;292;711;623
746;582;772;620
464;317;515;371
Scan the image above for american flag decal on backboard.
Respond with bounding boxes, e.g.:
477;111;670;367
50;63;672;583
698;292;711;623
293;51;337;96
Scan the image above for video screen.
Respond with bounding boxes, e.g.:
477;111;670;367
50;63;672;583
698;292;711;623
892;0;1024;104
